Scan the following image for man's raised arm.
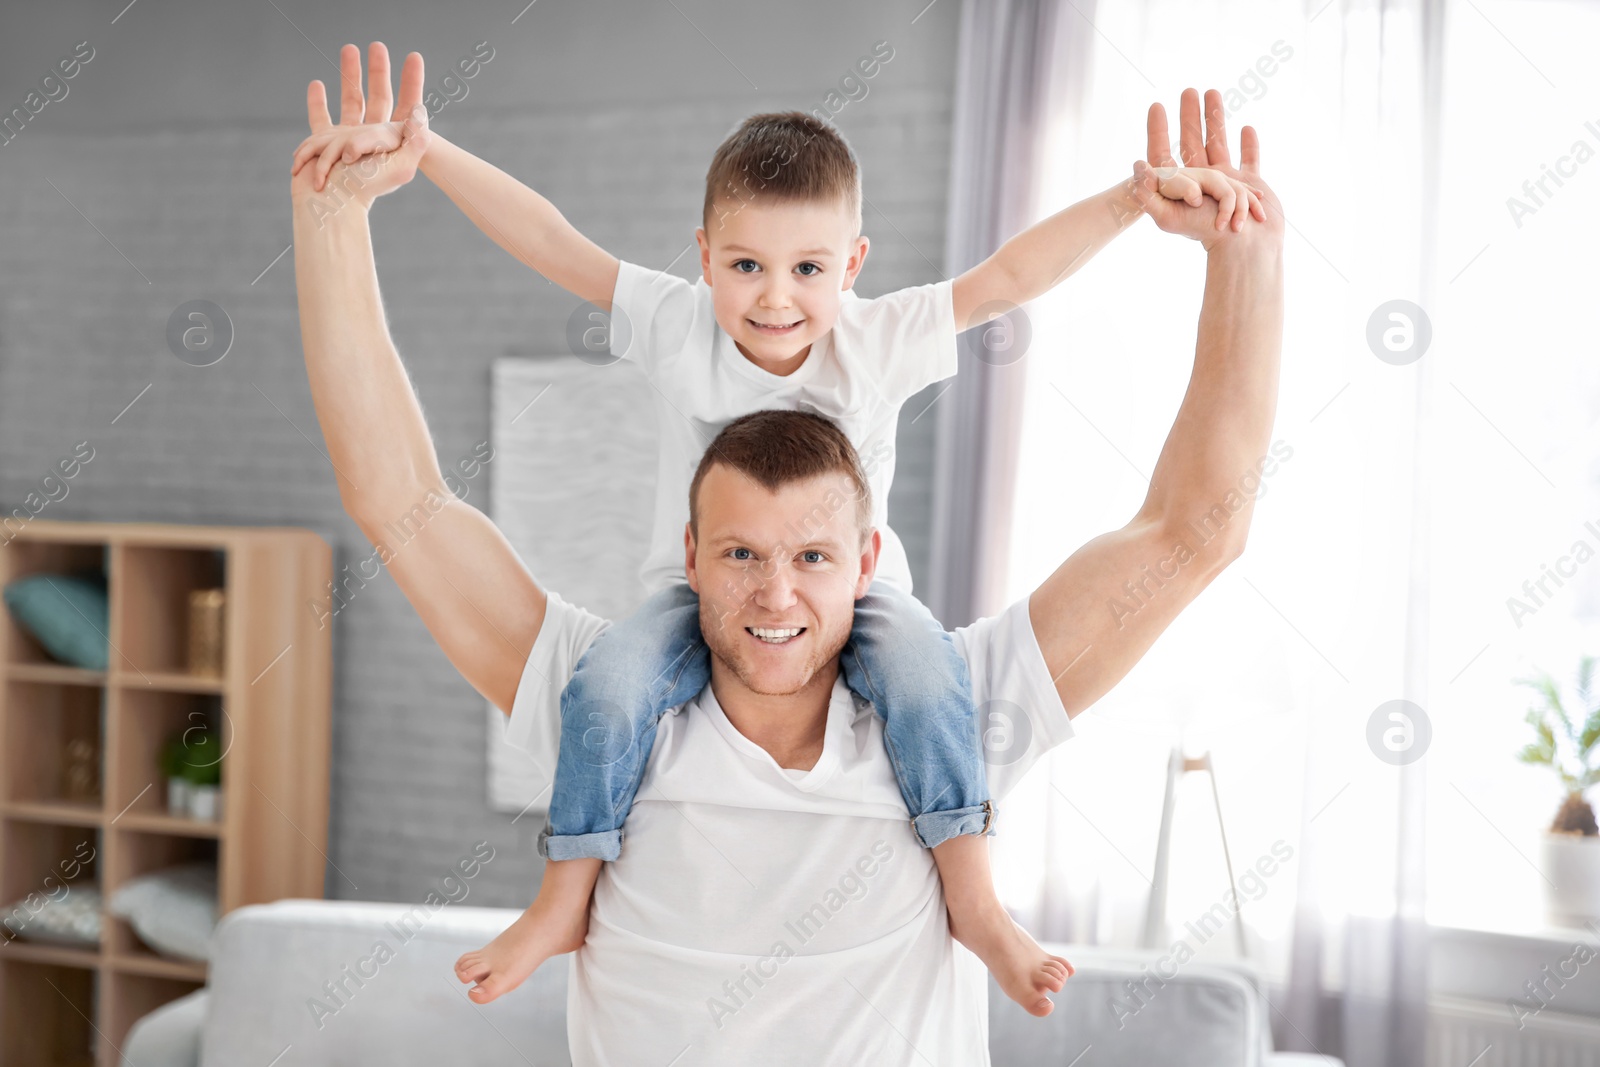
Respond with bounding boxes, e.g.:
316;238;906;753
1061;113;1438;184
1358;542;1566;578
292;46;546;715
1028;88;1285;719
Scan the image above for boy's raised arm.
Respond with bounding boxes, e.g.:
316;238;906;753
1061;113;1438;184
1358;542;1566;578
290;43;619;310
949;165;1263;329
418;133;621;310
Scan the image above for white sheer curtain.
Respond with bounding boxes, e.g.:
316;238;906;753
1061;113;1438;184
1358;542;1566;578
996;0;1600;1062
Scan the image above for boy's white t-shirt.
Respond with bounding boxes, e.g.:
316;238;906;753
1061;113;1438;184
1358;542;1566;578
503;588;1075;1066
607;260;959;598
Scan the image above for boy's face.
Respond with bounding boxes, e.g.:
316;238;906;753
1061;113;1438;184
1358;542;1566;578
696;197;870;373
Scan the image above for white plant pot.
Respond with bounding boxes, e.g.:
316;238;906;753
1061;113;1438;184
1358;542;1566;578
166;777;191;817
1542;832;1600;927
187;785;222;823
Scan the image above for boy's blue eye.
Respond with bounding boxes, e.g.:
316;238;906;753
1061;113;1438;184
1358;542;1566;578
734;260;760;273
795;262;821;277
801;550;824;563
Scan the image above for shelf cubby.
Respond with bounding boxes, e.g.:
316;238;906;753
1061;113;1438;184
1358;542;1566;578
0;957;98;1067
0;521;331;1066
3;681;104;809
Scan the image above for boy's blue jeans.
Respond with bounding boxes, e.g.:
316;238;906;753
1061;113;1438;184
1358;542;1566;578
538;579;993;861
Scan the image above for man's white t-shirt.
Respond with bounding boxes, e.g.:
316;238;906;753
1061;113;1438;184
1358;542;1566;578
607;260;959;598
504;589;1075;1066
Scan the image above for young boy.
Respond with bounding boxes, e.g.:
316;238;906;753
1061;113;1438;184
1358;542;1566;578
293;73;1261;1018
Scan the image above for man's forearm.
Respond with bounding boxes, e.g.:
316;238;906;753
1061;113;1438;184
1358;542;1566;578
1140;241;1284;560
292;199;446;524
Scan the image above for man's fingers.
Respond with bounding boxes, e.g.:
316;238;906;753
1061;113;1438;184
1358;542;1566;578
1203;89;1233;168
1240;125;1261;175
395;51;426;122
1146;103;1176;168
337;43;365;126
306;80;333;134
1178;88;1205;166
364;41;393;123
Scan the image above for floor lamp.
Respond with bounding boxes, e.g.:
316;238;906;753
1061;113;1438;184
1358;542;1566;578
1140;746;1249;957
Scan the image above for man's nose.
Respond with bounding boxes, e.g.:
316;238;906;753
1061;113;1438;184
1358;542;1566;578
752;563;799;610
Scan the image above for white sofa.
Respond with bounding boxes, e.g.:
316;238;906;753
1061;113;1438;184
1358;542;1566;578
123;900;1343;1066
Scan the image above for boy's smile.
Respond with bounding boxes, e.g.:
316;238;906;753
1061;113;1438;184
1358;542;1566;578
696;197;870;376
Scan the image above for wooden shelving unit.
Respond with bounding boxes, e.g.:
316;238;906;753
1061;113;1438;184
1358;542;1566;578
0;521;332;1066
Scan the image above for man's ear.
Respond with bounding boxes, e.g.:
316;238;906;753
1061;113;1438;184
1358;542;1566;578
684;522;700;594
696;228;713;286
855;527;881;598
841;234;870;291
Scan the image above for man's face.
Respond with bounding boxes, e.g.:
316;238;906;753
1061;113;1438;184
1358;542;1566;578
696;197;869;374
685;463;879;699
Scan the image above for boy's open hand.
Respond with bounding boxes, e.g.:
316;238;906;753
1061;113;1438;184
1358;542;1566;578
290;42;430;205
1134;88;1284;253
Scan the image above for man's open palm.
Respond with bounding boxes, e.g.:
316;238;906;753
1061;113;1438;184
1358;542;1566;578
289;42;430;209
1135;88;1284;251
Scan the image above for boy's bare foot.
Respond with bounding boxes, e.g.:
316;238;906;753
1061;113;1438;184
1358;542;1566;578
454;857;600;1004
932;832;1073;1016
950;904;1074;1016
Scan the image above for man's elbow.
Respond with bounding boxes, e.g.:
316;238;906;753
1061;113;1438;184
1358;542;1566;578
1159;509;1250;578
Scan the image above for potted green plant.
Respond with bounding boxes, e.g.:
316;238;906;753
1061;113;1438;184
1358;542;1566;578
180;731;224;823
1517;655;1600;926
159;734;191;817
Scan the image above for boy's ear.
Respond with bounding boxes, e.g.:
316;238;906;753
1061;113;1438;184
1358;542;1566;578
842;234;870;291
696;228;713;286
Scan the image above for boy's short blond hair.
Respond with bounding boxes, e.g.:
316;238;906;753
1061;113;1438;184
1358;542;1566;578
702;111;861;234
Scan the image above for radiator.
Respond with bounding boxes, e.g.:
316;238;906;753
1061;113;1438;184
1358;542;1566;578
1430;995;1600;1067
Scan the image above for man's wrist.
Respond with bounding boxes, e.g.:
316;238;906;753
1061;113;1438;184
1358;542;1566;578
291;190;372;233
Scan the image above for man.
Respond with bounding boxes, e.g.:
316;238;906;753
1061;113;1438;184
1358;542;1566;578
291;48;1283;1067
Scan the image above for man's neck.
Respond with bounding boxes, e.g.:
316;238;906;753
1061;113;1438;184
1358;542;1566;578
708;656;836;771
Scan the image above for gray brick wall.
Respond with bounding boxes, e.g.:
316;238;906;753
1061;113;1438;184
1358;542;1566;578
0;3;958;907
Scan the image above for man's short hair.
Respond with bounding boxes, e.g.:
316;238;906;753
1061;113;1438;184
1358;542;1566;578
702;111;861;233
688;410;873;547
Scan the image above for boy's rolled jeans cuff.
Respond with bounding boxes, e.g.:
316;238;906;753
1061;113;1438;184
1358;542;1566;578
911;801;994;848
538;828;622;861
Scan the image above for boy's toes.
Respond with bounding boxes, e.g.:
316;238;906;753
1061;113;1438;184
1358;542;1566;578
455;952;486;983
468;975;508;1004
1026;994;1055;1018
1040;963;1067;992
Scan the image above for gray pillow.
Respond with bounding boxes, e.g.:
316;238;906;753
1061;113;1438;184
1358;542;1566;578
1;884;102;946
2;572;110;670
108;862;217;962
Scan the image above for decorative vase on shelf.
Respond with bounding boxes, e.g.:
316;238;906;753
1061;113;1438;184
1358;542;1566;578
187;588;225;677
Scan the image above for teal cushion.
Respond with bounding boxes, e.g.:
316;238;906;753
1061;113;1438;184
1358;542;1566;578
3;572;110;670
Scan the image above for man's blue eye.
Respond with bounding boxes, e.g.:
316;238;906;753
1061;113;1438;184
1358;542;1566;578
795;263;821;277
734;260;759;273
